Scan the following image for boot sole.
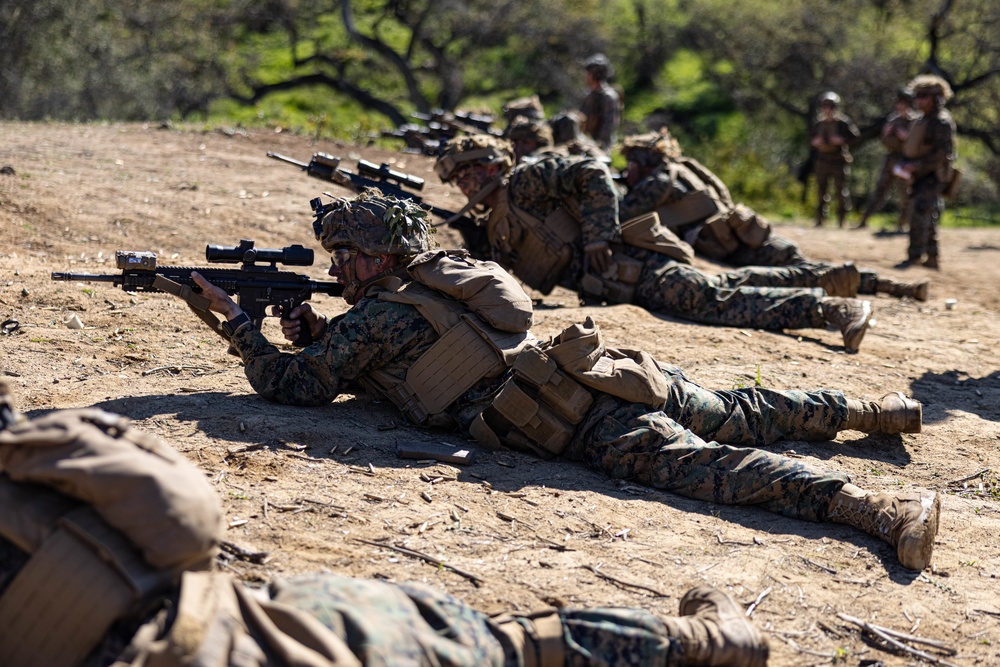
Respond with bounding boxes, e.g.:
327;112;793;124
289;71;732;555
898;492;941;571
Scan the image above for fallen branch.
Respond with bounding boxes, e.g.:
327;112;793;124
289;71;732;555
746;586;772;617
220;540;271;564
946;468;991;485
353;537;485;586
582;564;669;597
836;613;958;666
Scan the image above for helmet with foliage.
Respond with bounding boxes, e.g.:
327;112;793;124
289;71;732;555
583;53;614;80
621;129;682;166
907;74;953;104
502;95;545;123
434;134;515;183
315;188;431;256
506;116;553;147
818;91;841;107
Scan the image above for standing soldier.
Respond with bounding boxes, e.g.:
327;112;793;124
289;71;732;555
579;53;621;151
857;88;917;231
810;92;860;227
896;75;957;269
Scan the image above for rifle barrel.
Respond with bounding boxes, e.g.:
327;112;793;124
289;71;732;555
266;152;309;169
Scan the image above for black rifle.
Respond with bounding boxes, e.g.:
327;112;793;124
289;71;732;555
51;240;344;346
267;152;489;258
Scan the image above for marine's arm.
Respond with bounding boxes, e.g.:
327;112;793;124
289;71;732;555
619;171;684;221
906;115;956;180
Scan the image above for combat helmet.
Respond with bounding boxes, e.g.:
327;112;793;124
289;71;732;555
315;188;431;256
506;116;554;147
818;91;841;107
502;95;545;123
907;74;953;104
435;134;515;183
621;128;683;166
583;53;614;80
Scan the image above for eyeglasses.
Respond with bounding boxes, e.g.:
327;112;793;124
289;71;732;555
330;248;352;268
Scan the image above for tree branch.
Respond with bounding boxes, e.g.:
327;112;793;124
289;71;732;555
232;72;408;125
341;0;430;112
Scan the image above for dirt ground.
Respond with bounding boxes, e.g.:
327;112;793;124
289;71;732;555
2;122;999;666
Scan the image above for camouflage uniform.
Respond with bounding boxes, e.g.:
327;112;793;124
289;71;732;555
274;573;677;666
505;154;833;330
860;107;917;228
621;169;882;296
901;89;956;266
579;83;621;151
230;291;849;527
810;109;860;226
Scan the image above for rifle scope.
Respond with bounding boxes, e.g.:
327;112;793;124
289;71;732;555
206;239;314;266
357;159;425;191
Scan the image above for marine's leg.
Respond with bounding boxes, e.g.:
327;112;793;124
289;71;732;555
658;366;848;445
725;235;809;268
857;156;895;227
572;401;848;521
815;164;831;226
835;164;851;226
906;181;936;264
571;402;939;570
635;261;829;331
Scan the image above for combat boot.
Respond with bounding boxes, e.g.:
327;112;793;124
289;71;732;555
820;297;872;352
819;262;861;297
923;255;940;270
876;277;929;302
827;483;941;571
845;391;922;433
662;586;769;667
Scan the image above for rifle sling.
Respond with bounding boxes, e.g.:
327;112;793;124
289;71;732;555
152;275;229;343
435;177;503;227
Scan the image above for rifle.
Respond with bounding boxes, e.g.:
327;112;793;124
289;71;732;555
411;109;499;136
51;240;344;347
267;152;489;258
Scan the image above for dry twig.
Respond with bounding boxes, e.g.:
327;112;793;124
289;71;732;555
836;612;958;666
353;538;485;586
582;564;668;597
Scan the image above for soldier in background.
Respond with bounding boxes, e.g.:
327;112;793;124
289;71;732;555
579;53;622;151
619;130;929;301
0;380;770;667
500;94;545;135
506;115;555;162
810;92;860;227
550;110;610;160
895;75;957;270
856;88;917;231
436;134;884;351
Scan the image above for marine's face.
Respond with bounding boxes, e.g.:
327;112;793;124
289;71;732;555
820;102;836;119
624;157;653;188
914;92;936;114
452;163;495;199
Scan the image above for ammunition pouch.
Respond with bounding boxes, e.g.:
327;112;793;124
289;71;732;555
469;317;671;458
486;194;581;295
693;204;772;259
492;609;566;667
579;252;644;304
620;211;694;264
470;346;593;459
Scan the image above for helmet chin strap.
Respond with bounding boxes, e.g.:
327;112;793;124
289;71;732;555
343;251;411;304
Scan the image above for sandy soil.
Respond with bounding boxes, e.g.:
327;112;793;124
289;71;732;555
1;122;999;666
